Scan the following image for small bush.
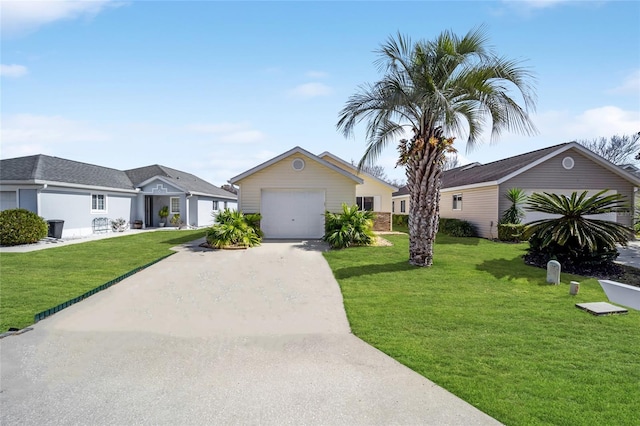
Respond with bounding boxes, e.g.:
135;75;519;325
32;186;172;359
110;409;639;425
110;218;128;232
392;215;409;226
498;223;526;242
0;209;48;246
324;204;375;249
439;218;476;237
206;209;262;248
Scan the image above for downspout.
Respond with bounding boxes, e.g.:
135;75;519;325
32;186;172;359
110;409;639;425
185;192;192;228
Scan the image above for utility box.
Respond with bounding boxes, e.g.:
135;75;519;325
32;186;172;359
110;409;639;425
47;220;64;239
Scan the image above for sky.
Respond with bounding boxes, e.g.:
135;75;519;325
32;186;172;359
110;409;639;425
1;0;639;187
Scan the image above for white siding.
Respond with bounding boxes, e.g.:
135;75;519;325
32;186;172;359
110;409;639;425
392;194;410;215
440;186;499;239
235;153;356;214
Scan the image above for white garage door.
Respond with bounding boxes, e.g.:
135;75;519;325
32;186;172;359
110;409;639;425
0;191;17;211
523;189;617;224
261;190;325;239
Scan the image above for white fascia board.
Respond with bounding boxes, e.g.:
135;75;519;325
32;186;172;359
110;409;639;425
441;181;499;193
188;191;237;200
229;146;363;184
318;151;398;190
8;179;140;194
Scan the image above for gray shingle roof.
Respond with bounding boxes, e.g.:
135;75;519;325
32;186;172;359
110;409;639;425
441;143;570;188
0;154;134;190
126;165;236;199
1;154;236;199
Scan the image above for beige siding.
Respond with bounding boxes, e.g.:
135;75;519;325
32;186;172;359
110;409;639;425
321;156;394;212
440;186;499;239
235;153;356;213
501;148;636;227
392;194;410;215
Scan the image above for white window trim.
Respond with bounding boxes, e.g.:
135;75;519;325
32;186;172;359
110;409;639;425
170;197;180;214
453;194;463;211
91;194;107;213
213;200;219;211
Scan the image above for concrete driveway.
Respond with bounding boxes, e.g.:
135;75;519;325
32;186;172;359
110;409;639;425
0;239;500;425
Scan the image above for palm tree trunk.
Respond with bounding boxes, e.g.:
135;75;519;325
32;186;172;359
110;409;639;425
407;144;444;267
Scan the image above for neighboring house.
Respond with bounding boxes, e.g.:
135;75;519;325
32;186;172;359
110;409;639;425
0;154;236;239
230;146;397;239
392;142;640;239
318;151;398;231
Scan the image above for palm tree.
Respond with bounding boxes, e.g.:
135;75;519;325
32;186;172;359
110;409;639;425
337;27;537;266
501;188;528;224
524;190;632;267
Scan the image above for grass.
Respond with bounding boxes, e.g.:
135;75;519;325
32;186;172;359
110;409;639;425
0;230;204;331
323;234;640;426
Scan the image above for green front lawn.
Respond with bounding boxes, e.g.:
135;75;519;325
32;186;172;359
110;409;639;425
323;234;640;426
0;230;204;331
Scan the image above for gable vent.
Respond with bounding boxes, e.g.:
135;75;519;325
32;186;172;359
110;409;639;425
292;158;305;171
562;156;575;170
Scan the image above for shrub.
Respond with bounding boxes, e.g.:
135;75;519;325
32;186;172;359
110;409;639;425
0;209;48;246
439;218;476;237
323;204;375;249
110;218;128;232
206;209;262;248
501;188;527;224
170;214;183;228
392;214;409;226
498;223;526;242
524;190;632;271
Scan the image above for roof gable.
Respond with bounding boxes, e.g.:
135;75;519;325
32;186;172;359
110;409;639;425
125;165;236;199
317;151;398;191
229;146;363;184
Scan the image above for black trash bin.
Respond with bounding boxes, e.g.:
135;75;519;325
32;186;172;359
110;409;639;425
47;220;64;239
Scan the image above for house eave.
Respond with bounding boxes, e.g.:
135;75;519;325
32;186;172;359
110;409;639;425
317;151;398;191
229;146;363;184
441;181;499;193
0;179;139;194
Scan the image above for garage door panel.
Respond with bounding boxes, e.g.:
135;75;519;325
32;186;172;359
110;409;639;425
261;190;325;239
0;191;17;211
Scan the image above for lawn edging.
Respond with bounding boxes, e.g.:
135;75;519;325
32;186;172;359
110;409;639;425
33;252;177;323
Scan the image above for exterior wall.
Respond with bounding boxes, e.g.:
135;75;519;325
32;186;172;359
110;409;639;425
39;187;135;238
440;186;500;239
0;190;17;210
321;157;394;212
392;194;411;215
236;153;357;214
501;148;636;227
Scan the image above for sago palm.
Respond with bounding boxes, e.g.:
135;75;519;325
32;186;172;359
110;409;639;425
337;27;537;266
323;204;375;249
525;190;632;266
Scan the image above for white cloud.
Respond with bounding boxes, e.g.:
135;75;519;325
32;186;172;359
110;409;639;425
1;0;122;37
0;64;28;78
0;114;110;158
536;106;640;141
288;82;333;99
607;69;640;95
186;121;265;144
306;70;329;79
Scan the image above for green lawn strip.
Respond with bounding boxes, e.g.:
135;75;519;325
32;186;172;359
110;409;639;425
0;230;204;331
323;234;640;426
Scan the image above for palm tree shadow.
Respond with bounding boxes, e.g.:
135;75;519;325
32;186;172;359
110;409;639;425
476;256;544;284
332;261;417;279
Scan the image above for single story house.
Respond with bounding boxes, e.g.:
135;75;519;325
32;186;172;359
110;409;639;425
392;142;640;239
229;146;397;239
0;154;237;239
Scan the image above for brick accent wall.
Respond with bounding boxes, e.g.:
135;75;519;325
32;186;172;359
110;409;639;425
372;212;392;231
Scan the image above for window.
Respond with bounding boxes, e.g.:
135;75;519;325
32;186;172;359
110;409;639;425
91;194;106;212
453;194;463;210
392;201;395;213
213;200;219;211
356;196;374;211
224;201;228;209
170;197;180;214
400;200;406;213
